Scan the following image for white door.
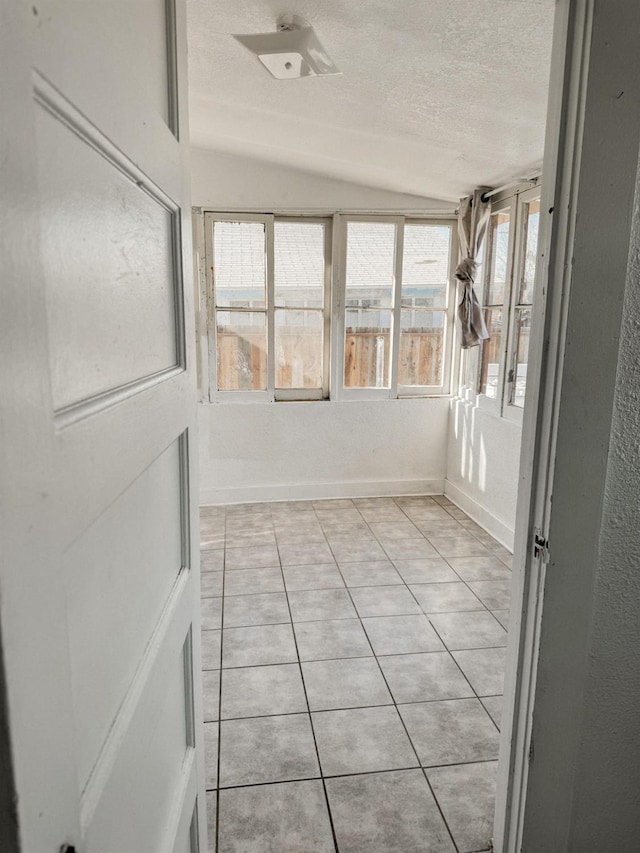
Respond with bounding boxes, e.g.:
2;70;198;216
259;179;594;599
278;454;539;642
0;2;205;852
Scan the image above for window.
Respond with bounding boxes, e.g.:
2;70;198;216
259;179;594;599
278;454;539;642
337;216;456;398
471;184;541;416
205;213;331;401
201;212;456;402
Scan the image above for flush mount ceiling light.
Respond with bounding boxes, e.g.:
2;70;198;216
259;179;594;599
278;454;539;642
232;14;341;80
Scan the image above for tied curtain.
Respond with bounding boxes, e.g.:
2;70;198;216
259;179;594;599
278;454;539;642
456;188;492;348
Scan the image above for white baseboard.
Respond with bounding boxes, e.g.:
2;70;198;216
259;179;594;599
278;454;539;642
444;479;514;551
201;478;445;507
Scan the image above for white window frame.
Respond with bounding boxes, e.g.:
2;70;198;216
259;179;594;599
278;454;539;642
503;186;541;423
469;183;542;421
203;211;332;403
333;214;458;401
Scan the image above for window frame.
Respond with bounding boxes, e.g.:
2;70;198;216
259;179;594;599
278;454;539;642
333;214;458;401
467;183;542;421
503;186;541;422
204;211;332;403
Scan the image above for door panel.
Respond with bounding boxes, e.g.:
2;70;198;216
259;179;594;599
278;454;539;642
0;1;205;851
35;98;179;411
65;437;184;787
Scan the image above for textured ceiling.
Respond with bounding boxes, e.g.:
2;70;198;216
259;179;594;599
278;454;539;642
187;0;555;202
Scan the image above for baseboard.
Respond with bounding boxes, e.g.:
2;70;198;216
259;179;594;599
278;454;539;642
200;478;445;507
444;479;515;551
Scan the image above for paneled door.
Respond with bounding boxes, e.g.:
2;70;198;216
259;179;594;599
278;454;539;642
0;2;205;851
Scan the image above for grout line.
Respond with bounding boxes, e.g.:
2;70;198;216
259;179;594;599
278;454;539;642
206;755;500;794
204;496;508;851
214;513;227;853
322;521;461;853
272;515;340;853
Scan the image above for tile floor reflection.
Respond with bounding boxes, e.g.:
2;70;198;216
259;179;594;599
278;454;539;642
200;495;511;853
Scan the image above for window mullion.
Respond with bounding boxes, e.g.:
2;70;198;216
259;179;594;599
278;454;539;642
265;215;275;397
389;218;405;397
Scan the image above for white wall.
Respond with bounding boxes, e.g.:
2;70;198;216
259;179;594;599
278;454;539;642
199;398;449;505
445;397;522;549
191;147;454;213
194;147;455;506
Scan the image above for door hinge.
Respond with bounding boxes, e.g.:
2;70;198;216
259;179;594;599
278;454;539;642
533;528;549;562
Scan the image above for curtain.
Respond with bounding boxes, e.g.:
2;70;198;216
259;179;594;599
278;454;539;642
456;188;492;348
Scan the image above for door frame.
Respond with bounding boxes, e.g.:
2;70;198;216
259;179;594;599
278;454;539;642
493;1;594;849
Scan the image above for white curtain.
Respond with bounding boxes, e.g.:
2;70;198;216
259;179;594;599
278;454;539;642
456;188;491;348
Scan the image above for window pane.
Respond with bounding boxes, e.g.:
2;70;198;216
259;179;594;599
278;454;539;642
512;307;531;408
213;221;266;309
275;309;323;389
486;212;510;305
480;308;502;398
216;311;266;391
520;199;540;304
398;310;445;386
344;308;391;388
401;224;450;308
274;222;325;308
345;222;396;308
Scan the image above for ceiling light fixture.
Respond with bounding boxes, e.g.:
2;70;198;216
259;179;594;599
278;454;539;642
232;14;341;80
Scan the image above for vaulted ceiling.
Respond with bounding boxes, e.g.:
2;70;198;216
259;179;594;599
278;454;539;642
187;0;555;202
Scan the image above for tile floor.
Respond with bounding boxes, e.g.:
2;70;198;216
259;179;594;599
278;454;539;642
200;495;512;853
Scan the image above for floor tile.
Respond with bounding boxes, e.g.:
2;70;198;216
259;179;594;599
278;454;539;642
467;579;512;610
410;582;485;613
315;508;362;524
288;588;357;622
428;611;507;650
312;498;355;510
350;585;422;617
452;647;507;696
428;536;490;558
480;695;503;729
358;507;408;523
492;609;510;629
446;556;512;582
326;769;456;853
219;713;319;787
312;706;417;776
283;563;345;591
382;539;440;560
294;618;373;661
393;558;459;584
415;520;467;537
202;630;221;670
223;567;284;597
399;699;500;766
275;527;326;545
362;614;444;655
201;598;223;630
201;533;226;550
201;571;224;598
218;780;334;853
378;652;474;704
222;623;297;668
302;657;392;710
369;521;422;539
444;507;467;520
224;545;280;570
203;670;220;722
338;560;403;587
206;791;216;853
330;539;388;562
427;761;497;853
278;541;335;566
201;549;224;572
204;722;219;789
223;592;290;628
224;530;277;549
220;663;307;719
